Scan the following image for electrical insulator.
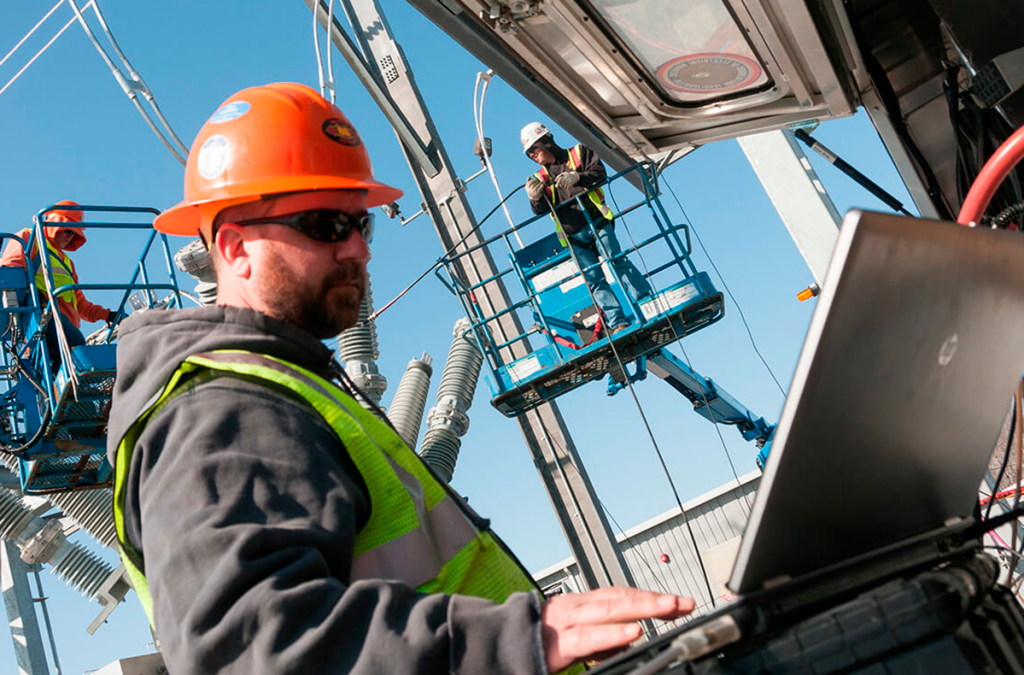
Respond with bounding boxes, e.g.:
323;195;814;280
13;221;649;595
1;455;117;549
174;239;218;305
337;276;387;408
387;353;433;451
419;318;485;483
45;487;117;549
0;486;115;599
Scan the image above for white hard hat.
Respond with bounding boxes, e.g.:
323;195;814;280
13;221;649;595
520;122;551;154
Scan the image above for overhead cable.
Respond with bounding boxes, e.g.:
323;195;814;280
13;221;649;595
662;179;788;396
607;185;754;515
473;70;523;247
66;0;188;165
542;190;719;610
369;184;525;322
0;3;90;99
313;0;337;102
0;0;66;70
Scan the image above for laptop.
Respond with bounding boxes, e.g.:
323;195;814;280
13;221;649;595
590;210;1024;673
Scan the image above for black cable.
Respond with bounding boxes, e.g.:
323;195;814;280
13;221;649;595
986;398;1017;521
992;201;1024;229
662;179;788;397
371;184;524;321
542;188;720;609
607;184;754;515
598;499;671;595
0;341;52;456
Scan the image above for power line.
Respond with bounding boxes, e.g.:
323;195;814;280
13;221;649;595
662;177;788;397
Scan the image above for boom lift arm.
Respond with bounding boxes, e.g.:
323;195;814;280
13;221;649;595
609;348;776;467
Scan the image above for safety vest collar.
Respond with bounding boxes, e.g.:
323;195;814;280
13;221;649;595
114;348;546;631
534;144;613;230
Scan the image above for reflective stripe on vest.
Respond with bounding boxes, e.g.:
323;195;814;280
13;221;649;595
113;349;545;626
533;144;614;227
31;239;78;310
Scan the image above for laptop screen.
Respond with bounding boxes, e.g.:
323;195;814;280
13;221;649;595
729;211;1024;594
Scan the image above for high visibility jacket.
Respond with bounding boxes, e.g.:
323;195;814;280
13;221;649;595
0;227;109;328
32;237;79;312
534;144;615;227
114;349;548;631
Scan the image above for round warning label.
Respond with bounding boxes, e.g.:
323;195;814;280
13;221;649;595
656;53;762;94
197;134;230;179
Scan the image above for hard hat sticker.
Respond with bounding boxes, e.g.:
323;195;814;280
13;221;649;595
322;118;361;146
208;101;251;124
197;135;230;180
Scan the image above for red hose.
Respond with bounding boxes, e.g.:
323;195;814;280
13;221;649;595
957;125;1024;226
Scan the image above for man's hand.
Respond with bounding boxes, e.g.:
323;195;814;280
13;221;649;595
526;176;545;201
554;171;579;189
541;587;695;672
105;309;119;325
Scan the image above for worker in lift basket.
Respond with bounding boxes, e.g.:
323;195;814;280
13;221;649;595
523;122;653;336
106;83;693;675
0;200;118;370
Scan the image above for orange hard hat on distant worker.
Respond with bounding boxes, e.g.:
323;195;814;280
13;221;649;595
46;200;84;223
153;82;403;237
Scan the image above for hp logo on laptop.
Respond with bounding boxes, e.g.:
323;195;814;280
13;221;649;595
938;333;958;367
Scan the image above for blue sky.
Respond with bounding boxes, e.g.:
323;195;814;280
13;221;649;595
0;1;915;672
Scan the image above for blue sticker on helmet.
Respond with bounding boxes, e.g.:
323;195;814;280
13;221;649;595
209;101;251;124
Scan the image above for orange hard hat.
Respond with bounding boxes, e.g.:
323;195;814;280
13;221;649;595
46;200;84;223
154;82;403;236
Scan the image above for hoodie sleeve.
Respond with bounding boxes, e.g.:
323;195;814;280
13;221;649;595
128;377;547;675
74;291;112;323
0;229;30;269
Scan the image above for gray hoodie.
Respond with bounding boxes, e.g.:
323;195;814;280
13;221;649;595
108;306;547;675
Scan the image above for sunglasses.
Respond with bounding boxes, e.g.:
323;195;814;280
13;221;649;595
237;209;374;244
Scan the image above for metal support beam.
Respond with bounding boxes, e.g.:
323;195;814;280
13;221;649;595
2;540;49;675
859;87;942;219
320;0;636;590
737;129;843;284
307;0;439;176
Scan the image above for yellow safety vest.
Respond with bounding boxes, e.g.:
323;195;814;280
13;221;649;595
31;238;78;311
114;350;564;650
534;144;615;225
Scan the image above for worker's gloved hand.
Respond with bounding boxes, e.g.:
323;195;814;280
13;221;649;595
526;176;544;201
105;310;119;326
541;587;695;672
554;171;579;189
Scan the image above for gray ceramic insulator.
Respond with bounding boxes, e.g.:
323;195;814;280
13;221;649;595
0;487;115;599
45;487;117;549
337;279;387;408
175;239;218;305
0;454;117;549
387;353;433;450
419;318;485;483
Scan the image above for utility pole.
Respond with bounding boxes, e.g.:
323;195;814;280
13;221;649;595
304;0;637;590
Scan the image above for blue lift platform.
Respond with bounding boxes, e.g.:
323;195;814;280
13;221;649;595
438;165;776;465
0;205;184;494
